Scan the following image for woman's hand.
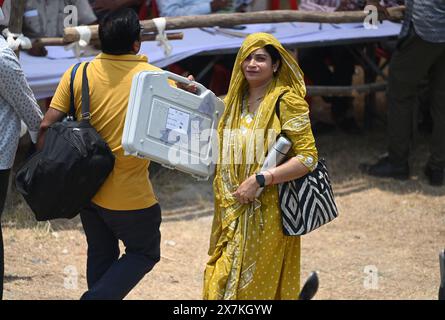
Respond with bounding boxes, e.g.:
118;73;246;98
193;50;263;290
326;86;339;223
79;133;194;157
232;175;260;204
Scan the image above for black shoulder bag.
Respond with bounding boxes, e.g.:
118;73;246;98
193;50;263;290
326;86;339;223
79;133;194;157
15;62;115;221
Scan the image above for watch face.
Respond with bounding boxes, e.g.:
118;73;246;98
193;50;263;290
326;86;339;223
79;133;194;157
256;173;265;187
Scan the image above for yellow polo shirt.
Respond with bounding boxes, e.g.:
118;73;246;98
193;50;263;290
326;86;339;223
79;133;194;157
51;53;160;211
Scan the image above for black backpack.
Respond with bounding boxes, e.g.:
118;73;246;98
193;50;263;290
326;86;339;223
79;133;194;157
15;62;115;221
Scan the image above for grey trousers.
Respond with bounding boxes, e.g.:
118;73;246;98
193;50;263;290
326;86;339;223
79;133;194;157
387;28;445;168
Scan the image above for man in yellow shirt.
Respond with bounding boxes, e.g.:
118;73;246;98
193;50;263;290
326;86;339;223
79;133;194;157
38;8;179;300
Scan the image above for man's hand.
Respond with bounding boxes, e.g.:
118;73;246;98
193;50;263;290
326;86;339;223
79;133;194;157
27;40;48;57
36;107;65;151
175;74;198;94
210;0;232;12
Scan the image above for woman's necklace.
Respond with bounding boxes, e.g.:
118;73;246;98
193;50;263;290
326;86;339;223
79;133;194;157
246;95;264;114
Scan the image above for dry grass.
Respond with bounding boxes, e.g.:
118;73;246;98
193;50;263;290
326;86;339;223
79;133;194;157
3;125;443;300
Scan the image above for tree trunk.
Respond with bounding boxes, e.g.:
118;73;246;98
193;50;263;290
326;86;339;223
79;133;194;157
306;82;387;97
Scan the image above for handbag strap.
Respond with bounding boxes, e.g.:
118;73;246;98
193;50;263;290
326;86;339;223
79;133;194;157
275;93;286;121
81;62;91;121
68;62;81;120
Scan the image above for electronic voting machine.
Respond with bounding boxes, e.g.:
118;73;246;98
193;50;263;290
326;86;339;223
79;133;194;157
122;71;225;180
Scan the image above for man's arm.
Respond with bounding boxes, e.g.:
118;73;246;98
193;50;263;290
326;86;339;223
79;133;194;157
36;107;65;150
0;47;43;143
36;63;77;150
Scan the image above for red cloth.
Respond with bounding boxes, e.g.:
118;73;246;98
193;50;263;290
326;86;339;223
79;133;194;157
151;0;160;18
209;63;231;97
0;0;5;7
138;2;148;20
271;0;298;10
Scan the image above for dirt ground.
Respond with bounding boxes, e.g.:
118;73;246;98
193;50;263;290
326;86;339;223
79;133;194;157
2;93;444;300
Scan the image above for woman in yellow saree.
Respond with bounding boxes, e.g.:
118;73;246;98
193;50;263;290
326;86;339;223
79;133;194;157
203;33;318;300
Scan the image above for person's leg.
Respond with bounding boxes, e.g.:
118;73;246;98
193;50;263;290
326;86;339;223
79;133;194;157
426;45;445;185
417;77;433;133
81;204;161;300
329;45;356;122
80;204;120;289
298;47;332;89
298;47;338;133
360;29;444;178
387;30;443;166
328;45;362;133
0;169;11;300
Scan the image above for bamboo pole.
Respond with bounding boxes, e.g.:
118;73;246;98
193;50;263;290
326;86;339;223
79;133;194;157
63;6;405;43
8;0;26;56
306;82;387;97
35;32;184;47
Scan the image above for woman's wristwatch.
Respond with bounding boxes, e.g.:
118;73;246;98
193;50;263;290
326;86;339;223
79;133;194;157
255;173;266;188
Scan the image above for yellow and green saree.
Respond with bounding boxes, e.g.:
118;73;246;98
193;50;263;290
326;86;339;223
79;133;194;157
203;33;318;300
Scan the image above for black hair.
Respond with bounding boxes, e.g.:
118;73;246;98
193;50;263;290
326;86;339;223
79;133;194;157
264;45;281;65
99;8;141;55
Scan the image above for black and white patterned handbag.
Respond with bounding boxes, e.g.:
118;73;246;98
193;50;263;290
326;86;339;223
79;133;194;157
278;159;338;236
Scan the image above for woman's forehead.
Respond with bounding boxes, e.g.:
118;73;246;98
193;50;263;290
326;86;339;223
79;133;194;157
247;47;269;57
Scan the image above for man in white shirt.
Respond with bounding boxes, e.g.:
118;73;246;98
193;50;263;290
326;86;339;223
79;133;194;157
0;32;43;299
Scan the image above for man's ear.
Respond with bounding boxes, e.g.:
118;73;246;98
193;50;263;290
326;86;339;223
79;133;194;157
133;40;141;54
